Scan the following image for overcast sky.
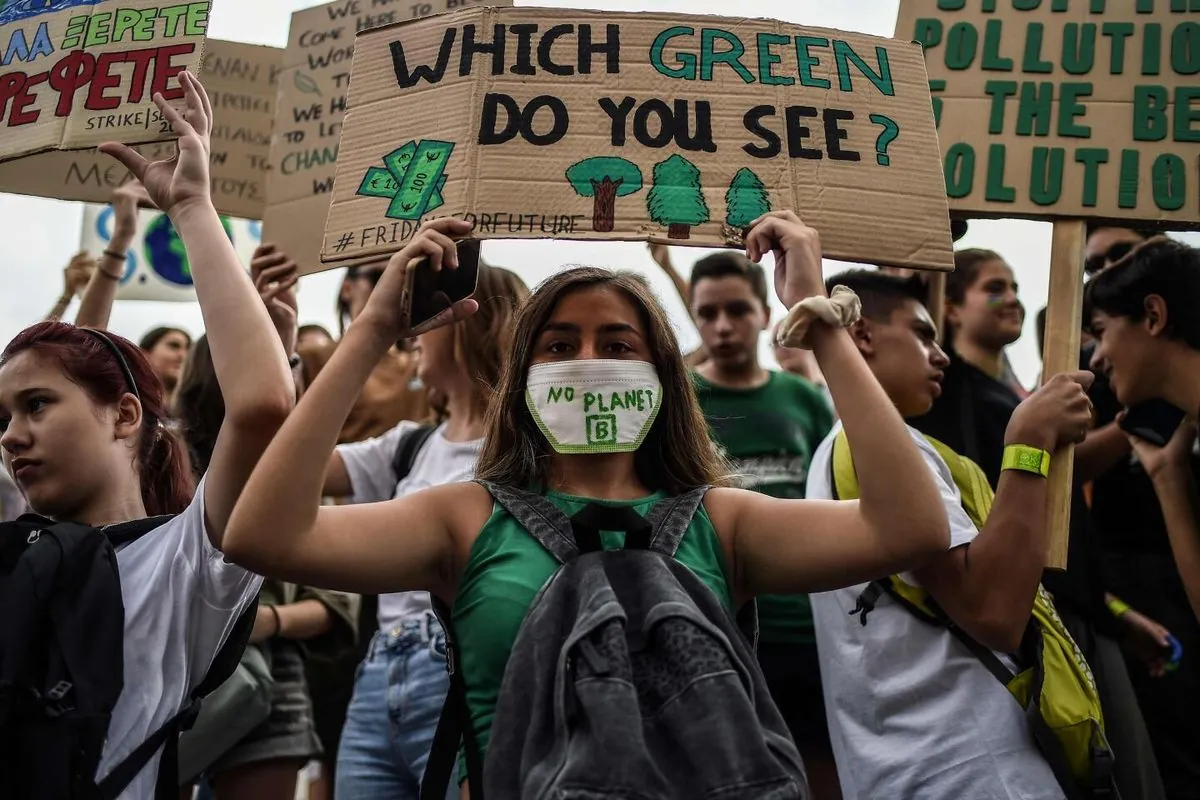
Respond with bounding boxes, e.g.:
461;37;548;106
2;0;1196;388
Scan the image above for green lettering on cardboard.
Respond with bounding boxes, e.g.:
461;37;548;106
132;8;157;40
982;20;1013;70
1136;0;1155;11
1176;87;1200;142
84;11;113;47
945;144;975;198
1052;0;1069;9
1059;83;1093;137
1091;0;1107;11
1152;153;1186;210
795;36;832;89
1013;0;1041;9
1075;148;1109;207
160;5;189;38
1023;23;1053;73
1172;23;1200;75
938;0;966;9
112;9;141;42
1030;147;1065;205
185;2;209;36
946;22;978;70
1016;81;1053;136
757;33;794;85
1118;149;1140;209
1102;23;1134;74
985;80;1018;133
61;14;88;48
985;143;1016;202
1134;85;1169;140
700;29;754;83
1143;24;1161;75
914;19;943;49
833;40;895;95
1063;23;1096;74
650;26;697;80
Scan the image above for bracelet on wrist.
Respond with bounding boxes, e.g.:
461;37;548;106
267;604;282;638
1001;444;1051;477
102;248;127;261
1106;596;1132;618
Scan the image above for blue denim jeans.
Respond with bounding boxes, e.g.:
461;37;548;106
335;611;455;800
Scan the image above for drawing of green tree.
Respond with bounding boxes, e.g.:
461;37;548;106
647;154;709;240
725;167;770;228
565;157;644;232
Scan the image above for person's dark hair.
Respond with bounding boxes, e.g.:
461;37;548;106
1085;222;1158;242
1084;237;1200;350
826;269;928;323
689;251;770;307
1036;306;1048;356
946;248;1005;305
173;335;222;474
138;325;191;353
451;264;530;404
298;323;333;341
475;267;731;493
1;322;194;516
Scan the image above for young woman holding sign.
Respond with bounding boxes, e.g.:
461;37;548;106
221;211;952;793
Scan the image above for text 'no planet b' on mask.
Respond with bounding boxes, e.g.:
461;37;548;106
525;359;662;454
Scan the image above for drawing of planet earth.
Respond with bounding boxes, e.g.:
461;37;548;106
142;213;233;287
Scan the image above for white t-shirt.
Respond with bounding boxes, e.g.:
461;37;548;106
96;475;263;799
808;423;1064;800
337;421;482;632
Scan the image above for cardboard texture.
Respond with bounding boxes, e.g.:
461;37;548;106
895;1;1200;227
0;0;211;162
317;6;954;273
0;39;280;219
79;200;262;301
264;0;512;274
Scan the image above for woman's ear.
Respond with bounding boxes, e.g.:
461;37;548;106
112;393;143;442
1143;294;1169;337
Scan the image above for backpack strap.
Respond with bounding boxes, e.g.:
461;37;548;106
645;485;710;558
475;480;578;564
103;515;178;550
422;595;485;800
392;424;438;485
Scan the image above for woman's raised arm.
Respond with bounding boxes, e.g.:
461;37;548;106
100;72;294;545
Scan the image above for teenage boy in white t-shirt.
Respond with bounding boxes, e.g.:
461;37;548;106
807;270;1094;800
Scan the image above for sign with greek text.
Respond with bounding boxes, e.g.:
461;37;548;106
264;0;510;274
79;200;261;301
895;1;1200;226
318;7;955;273
0;0;211;161
0;39;279;219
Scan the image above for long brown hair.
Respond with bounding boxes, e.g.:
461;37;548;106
1;322;194;516
173;335;222;475
475;267;730;494
453;264;529;408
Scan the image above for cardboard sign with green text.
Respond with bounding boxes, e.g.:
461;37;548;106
0;0;212;162
318;6;955;272
895;1;1200;227
264;0;511;273
0;38;280;219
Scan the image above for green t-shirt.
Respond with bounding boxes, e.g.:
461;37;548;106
692;369;834;644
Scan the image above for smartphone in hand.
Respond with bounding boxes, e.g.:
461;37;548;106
401;239;481;335
1119;399;1187;448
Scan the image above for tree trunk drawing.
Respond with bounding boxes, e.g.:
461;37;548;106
668;223;691;240
590;177;622;232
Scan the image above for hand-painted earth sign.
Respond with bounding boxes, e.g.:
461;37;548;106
0;38;280;218
318;7;955;273
0;0;212;161
895;0;1200;227
263;0;513;275
80;201;260;301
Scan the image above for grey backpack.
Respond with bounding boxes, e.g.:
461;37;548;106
421;481;808;800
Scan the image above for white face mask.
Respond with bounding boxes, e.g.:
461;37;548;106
525;360;662;454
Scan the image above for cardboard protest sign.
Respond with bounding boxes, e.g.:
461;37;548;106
264;0;511;274
0;38;280;219
80;201;261;301
895;1;1200;227
0;0;211;162
317;7;954;273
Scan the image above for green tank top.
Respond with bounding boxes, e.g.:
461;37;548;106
452;489;733;760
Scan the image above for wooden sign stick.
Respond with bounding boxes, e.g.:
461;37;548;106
1040;219;1087;569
